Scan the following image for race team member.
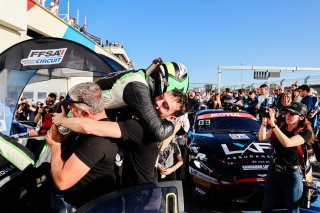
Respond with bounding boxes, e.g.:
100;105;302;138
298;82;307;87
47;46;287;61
258;102;315;212
53;89;188;187
95;61;189;141
46;82;118;207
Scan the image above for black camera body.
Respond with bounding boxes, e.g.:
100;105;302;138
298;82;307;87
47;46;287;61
45;106;54;114
20;102;29;110
260;107;279;118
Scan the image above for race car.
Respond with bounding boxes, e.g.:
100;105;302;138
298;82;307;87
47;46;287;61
187;109;272;204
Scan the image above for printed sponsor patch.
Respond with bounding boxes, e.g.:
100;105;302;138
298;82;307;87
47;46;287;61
21;48;67;66
229;134;250;140
242;165;269;171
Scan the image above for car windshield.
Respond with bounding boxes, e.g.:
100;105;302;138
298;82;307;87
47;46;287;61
195;114;260;133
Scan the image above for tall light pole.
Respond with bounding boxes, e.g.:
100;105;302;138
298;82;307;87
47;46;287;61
240;63;243;88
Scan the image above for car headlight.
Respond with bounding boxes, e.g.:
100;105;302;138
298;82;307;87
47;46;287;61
192;159;214;175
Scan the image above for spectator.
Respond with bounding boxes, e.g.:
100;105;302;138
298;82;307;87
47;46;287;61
277;92;292;125
236;89;247;106
291;81;298;101
299;85;320;165
212;93;222;109
80;24;88;35
299;84;316;115
258;102;315;212
16;97;36;122
36;0;46;7
34;93;56;134
293;88;301;102
46;82;118;208
242;90;258;116
276;86;285;108
67;17;76;27
35;101;44;117
174;112;190;180
48;0;59;16
187;91;200;127
221;88;233;103
157;139;183;181
255;84;276;120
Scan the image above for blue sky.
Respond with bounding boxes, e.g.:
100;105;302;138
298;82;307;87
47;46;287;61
60;0;320;88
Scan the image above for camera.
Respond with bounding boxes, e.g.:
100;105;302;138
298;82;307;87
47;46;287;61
20;102;29;110
45;106;54;114
260;107;279;118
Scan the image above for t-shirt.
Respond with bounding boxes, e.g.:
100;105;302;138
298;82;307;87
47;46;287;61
118;119;162;187
62;118;118;207
158;142;181;169
273;126;312;166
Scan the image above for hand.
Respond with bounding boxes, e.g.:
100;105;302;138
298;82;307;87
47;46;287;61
268;108;277;127
162;167;175;175
38;107;44;114
46;125;65;146
52;106;67;126
157;163;166;173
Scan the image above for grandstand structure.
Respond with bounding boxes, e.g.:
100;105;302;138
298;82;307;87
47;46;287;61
0;0;135;102
0;0;132;70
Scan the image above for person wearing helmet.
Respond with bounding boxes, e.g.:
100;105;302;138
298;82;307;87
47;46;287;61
0;61;189;174
59;61;189;142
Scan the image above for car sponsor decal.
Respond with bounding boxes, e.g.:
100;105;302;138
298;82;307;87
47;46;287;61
242;165;269;171
196;112;254;120
193;153;207;161
226;155;272;162
229;134;250;140
193;176;211;187
194;186;207;196
222;142;271;155
189;167;218;184
21;48;67;66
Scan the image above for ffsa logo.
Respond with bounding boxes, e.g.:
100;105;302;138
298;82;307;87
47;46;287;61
21;48;67;66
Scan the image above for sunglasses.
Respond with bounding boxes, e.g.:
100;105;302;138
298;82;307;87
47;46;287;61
286;111;300;116
66;94;91;107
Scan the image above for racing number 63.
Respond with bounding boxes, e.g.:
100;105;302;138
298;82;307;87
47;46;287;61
198;119;210;125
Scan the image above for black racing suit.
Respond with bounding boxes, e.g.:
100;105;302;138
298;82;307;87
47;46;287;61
95;69;174;142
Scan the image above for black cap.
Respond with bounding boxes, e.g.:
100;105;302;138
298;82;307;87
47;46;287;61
284;102;307;116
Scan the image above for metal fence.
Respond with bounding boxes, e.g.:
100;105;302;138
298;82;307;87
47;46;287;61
190;74;320;93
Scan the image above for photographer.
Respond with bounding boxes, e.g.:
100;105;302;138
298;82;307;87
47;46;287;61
34;93;57;134
258;102;315;212
16;97;36;122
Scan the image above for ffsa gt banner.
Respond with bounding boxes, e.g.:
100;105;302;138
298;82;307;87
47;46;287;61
21;48;67;66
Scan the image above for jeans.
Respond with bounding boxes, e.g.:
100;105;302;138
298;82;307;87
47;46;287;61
262;163;303;213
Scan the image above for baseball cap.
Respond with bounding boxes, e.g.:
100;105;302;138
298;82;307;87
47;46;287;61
284;102;307;117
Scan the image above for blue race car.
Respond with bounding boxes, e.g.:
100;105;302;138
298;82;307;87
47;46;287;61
188;109;272;204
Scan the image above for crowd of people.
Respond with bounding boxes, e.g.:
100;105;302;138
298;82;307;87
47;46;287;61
187;82;320;212
5;62;189;211
6;59;320;211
